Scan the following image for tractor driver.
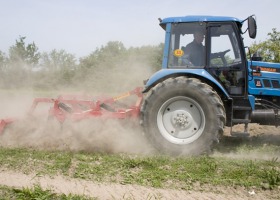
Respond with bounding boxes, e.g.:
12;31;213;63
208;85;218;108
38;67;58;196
183;30;205;66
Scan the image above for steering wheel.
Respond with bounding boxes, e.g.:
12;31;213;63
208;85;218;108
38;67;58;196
213;49;231;67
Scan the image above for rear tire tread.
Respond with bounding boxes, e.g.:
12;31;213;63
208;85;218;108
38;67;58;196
141;76;226;155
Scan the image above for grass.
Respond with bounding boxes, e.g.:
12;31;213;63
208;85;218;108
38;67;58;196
0;185;96;200
0;146;279;192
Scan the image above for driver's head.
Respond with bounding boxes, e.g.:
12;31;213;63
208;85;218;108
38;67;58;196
193;31;204;43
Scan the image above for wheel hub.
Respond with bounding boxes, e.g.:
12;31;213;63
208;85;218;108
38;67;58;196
157;96;206;145
172;110;192;130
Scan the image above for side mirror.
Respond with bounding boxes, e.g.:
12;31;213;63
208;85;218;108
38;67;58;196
248;16;257;39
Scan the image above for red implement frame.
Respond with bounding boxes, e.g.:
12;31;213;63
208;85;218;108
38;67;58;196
0;118;15;134
0;87;143;134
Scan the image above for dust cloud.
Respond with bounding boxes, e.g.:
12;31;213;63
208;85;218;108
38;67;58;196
0;117;155;155
1;59;280;159
213;125;280;161
0;59;157;155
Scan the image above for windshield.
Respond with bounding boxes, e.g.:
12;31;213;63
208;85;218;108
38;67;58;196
168;22;206;68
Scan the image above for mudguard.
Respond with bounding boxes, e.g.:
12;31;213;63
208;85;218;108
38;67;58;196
143;68;230;98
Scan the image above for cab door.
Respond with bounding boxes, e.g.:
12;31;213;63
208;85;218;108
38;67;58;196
206;23;247;96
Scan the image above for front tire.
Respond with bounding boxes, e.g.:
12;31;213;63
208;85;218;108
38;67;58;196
141;77;225;155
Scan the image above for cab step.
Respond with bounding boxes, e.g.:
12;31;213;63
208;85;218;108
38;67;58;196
233;106;252;111
231;132;250;137
232;119;251;124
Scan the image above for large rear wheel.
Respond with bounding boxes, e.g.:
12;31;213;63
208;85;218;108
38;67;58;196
141;77;225;155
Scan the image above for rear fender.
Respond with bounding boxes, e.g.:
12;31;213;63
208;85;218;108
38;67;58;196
143;69;230;98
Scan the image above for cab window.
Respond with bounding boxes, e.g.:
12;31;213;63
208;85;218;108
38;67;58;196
208;23;245;95
168;23;206;68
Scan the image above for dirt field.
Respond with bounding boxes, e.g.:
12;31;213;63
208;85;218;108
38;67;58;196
0;169;279;200
0;93;280;199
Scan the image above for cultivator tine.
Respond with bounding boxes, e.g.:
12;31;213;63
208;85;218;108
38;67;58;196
58;102;73;113
28;98;55;115
0;120;5;134
0;118;16;134
100;103;116;112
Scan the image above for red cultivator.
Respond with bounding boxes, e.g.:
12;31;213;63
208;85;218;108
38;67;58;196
0;87;143;134
0;118;15;134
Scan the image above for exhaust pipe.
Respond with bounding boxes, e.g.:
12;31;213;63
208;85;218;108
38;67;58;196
251;109;280;126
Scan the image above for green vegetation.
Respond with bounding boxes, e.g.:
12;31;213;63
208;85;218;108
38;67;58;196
249;28;280;62
0;185;96;200
0;146;279;191
0;37;163;91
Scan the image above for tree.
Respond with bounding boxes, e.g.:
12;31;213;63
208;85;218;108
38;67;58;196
79;41;126;70
8;36;40;70
127;43;163;71
0;51;8;87
249;28;280;62
36;49;77;88
40;49;76;71
0;51;7;72
4;36;40;88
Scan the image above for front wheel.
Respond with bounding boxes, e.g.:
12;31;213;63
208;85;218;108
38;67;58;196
141;77;225;155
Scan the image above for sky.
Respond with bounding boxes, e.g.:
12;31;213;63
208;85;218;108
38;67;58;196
1;0;280;58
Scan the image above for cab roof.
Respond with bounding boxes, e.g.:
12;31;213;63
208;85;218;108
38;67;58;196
160;15;242;24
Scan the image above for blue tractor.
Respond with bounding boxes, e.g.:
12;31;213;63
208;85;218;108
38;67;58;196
140;15;280;155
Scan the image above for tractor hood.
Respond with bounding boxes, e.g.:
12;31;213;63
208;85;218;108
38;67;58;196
248;60;280;97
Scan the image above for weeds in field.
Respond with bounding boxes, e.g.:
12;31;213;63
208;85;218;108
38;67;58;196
263;166;280;189
0;185;96;200
13;185;55;199
0;145;279;198
121;192;163;200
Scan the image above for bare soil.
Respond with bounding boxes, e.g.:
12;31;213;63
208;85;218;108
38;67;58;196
0;169;279;200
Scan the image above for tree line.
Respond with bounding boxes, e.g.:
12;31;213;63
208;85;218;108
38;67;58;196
0;28;279;91
0;37;163;90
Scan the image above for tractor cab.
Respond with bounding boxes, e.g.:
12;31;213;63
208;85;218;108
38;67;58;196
160;16;257;97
